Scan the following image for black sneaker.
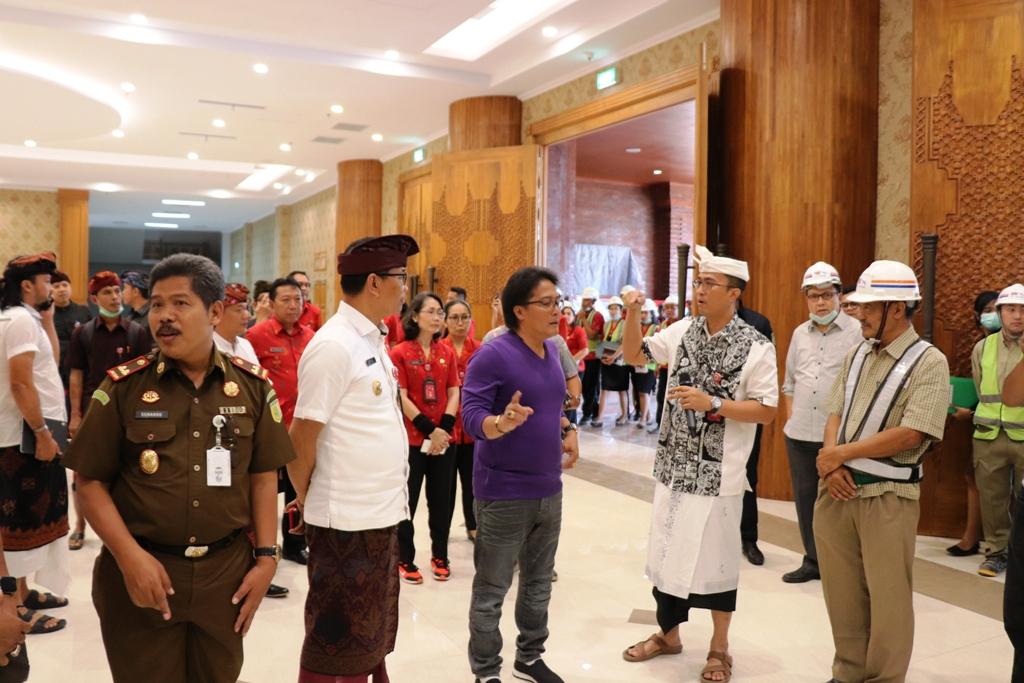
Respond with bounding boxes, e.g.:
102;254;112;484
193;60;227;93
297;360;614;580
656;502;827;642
513;659;564;683
265;583;289;598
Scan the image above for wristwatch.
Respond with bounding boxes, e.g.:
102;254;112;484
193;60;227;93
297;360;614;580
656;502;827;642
253;545;281;563
0;577;16;596
709;397;723;414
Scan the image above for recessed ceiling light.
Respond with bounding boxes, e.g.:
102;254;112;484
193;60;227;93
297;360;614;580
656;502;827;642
281;186;292;195
152;212;189;219
272;182;284;190
385;49;400;60
120;81;136;93
304;171;316;182
23;139;36;148
371;133;383;142
111;129;125;138
129;13;147;25
542;26;558;38
94;182;119;192
329;104;344;114
209;190;232;199
652;169;663;175
212;118;226;128
625;147;642;154
145;222;178;229
252;63;269;75
295;169;306;176
162;199;206;207
279;142;292;152
187;151;199;160
235;164;293;191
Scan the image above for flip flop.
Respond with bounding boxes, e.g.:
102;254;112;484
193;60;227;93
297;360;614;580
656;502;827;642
23;589;69;610
17;607;67;635
68;531;85;551
622;633;683;662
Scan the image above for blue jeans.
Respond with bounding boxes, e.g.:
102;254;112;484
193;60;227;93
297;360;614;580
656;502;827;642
468;492;562;679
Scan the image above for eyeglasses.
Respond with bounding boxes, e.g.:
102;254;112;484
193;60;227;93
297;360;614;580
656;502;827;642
375;271;408;284
420;308;446;319
692;278;729;291
805;291;837;302
526;297;560;310
447;314;471;322
840;302;860;310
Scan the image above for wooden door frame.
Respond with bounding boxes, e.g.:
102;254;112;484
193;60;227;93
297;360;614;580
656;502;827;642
525;63;708;271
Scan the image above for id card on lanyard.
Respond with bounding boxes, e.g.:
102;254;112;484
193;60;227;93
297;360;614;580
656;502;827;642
423;375;438;404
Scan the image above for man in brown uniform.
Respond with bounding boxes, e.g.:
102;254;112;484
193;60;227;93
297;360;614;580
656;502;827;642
64;253;295;683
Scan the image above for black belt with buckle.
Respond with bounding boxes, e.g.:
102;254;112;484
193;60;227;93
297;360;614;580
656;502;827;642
134;528;244;559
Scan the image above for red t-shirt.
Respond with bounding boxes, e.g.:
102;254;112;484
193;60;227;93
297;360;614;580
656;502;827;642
246;317;314;427
298;302;322;331
384;313;403;350
578;309;605;361
440;335;481;445
561;324;588;370
390;339;461;446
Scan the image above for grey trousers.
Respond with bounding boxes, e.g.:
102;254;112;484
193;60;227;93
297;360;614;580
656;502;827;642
785;436;821;566
468;492;562;679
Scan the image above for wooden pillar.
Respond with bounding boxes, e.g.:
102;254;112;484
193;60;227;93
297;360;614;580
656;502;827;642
335;160;383;303
719;0;880;500
448;96;523;152
57;189;89;304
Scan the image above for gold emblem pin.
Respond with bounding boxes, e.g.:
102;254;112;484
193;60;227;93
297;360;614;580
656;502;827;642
139;449;160;475
136;359;146;366
141;390;160;404
157;361;165;373
223;381;240;397
372;380;383;396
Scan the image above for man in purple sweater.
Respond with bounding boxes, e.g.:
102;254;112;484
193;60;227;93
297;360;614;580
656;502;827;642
461;267;580;683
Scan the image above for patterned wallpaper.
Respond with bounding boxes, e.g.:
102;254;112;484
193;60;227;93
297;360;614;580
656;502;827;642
876;0;913;262
0;190;61;265
285;186;337;312
381;136;450;234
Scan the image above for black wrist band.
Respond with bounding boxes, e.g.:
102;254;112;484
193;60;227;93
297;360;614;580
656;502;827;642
439;414;456;433
413;414;437;437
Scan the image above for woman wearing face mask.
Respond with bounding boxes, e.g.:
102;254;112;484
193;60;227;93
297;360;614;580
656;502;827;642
630;301;659;429
947;290;999;557
592;297;629;428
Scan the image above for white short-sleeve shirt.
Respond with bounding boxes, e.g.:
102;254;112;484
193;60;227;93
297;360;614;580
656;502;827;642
0;305;67;447
294;302;409;531
214;331;259;365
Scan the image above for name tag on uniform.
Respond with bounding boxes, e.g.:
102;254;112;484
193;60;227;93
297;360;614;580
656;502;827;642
134;410;169;419
366;357;377;367
218;406;247;415
270;347;285;353
207;447;231;487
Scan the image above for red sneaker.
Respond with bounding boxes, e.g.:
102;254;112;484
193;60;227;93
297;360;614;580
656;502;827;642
398;562;423;584
431;557;451;581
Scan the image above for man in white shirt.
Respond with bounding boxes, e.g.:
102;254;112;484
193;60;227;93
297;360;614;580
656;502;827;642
288;234;419;683
0;251;71;636
780;262;862;583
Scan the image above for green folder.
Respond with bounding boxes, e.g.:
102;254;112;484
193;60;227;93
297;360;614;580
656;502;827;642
949;376;978;413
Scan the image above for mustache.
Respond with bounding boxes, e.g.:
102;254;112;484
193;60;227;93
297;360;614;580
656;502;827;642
156;324;180;336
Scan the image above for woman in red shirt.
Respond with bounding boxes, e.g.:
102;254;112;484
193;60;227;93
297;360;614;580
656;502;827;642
440;298;481;542
390;292;461;584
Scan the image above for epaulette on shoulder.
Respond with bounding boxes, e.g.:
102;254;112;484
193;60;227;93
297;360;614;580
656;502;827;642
107;353;155;382
230;355;269;380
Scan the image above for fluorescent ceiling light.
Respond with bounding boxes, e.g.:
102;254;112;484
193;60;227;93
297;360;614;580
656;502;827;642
281;186;292;195
295;169;306;176
152;212;189;219
112;129;125;138
187;151;199;160
330;104;344;114
94;182;120;192
129;13;148;25
542;26;558;38
385;50;400;61
272;182;283;190
212;118;226;128
23;139;36;148
371;133;383;142
209;190;232;199
120;81;136;93
252;63;269;74
652;169;663;175
425;0;572;61
162;199;205;207
279;142;292;152
236;164;293;192
145;222;178;228
625;147;641;154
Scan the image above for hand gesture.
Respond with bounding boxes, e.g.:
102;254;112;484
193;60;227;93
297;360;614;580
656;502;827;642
232;559;276;636
816;445;847;478
120;548;174;620
497;391;534;434
666;386;713;412
824;467;857;501
428;428;450;455
623;290;645;311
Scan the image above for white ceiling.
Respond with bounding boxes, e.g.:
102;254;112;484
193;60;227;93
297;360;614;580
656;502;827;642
0;0;718;232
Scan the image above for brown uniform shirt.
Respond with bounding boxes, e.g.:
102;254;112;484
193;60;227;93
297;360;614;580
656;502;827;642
64;345;295;546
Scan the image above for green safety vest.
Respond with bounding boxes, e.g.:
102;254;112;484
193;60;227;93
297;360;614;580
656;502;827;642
585;310;601;352
973;333;1024;441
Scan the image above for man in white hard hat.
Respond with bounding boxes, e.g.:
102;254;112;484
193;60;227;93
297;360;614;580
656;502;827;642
576;287;604;426
618;246;777;682
813;260;949;683
970;283;1024;578
780;262;861;584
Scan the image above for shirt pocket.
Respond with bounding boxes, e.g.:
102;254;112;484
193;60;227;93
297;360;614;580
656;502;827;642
225;416;255;471
125;422;177;475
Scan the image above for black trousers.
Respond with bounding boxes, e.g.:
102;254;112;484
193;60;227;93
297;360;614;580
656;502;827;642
280;469;304;555
655;368;669;425
1005;486;1024;680
581;358;602;420
741;424;764;543
653;587;737;633
449;442;476;532
785;436;821;565
399;445;455;565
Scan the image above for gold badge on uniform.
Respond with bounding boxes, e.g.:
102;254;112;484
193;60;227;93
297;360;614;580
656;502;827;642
141;390;160;404
157;361;165;373
372;380;383;396
139;449;160;474
223;381;240;397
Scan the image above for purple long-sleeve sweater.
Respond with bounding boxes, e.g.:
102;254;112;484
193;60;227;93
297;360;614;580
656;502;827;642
461;331;567;501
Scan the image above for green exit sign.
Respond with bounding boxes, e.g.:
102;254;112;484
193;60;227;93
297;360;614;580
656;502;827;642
595;66;619;91
412;148;425;164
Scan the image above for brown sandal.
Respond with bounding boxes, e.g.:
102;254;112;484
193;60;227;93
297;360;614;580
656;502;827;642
701;650;733;682
622;632;683;662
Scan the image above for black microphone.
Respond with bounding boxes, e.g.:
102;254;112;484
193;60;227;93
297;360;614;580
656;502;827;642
678;371;699;436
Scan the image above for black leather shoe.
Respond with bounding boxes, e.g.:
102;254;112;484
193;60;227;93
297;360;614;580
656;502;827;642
265;583;289;598
782;564;820;583
742;541;764;566
946;541;980;557
283;548;309;565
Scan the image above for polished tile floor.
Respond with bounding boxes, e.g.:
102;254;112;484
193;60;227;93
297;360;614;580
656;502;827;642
22;424;1014;682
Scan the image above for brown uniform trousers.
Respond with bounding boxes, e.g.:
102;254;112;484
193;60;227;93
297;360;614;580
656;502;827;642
973;432;1024;556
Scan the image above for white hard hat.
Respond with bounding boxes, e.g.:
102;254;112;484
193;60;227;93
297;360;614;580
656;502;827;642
620;284;637;296
642;299;658;313
663;294;679;306
581;287;599;300
802;261;841;289
846;260;921;303
997;284;1024;307
608;296;624;307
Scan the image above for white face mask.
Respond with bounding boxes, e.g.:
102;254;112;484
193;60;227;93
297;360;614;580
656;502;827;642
810;309;839;326
609;311;621;322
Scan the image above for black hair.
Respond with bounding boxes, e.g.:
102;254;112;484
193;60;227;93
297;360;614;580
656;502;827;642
444;298;472;317
340;273;371;297
269;277;301;301
286;270;308;281
974;290;999;326
448;286;468;300
501;267;559;332
841;285;857;296
148;253;224;309
0;259;56;311
403;292;444;342
725;275;747;292
252;280;271;299
51;270;70;285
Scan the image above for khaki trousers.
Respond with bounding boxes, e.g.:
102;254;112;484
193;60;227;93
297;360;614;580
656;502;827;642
813;489;919;683
973;432;1024;555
